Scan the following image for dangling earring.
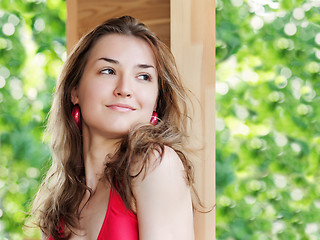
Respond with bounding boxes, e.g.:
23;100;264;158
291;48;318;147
72;104;81;130
150;111;158;125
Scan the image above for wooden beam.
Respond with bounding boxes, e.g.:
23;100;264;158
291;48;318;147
66;0;170;53
66;0;78;53
171;0;215;239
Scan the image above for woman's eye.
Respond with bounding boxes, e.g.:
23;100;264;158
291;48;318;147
100;68;115;75
137;74;151;81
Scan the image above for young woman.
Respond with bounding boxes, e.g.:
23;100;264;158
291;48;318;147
32;16;197;240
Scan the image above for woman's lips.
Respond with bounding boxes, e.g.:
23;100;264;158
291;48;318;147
106;104;136;112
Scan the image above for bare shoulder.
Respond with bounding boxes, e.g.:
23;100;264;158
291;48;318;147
132;146;194;240
132;145;187;192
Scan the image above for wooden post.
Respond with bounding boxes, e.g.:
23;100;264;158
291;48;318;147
66;0;215;239
171;0;215;239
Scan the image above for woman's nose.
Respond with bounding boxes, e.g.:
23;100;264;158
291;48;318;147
114;76;132;97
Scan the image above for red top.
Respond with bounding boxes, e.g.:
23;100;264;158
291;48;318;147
49;186;139;240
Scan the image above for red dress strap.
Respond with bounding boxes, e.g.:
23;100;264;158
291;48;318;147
97;185;139;239
49;186;138;240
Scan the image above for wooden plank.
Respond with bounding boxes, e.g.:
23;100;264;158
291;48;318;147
66;0;78;53
67;0;170;52
171;0;215;239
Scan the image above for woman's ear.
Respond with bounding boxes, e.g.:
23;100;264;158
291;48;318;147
71;87;79;105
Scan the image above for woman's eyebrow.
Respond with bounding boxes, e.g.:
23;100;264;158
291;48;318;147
98;57;119;64
137;64;155;69
98;57;154;69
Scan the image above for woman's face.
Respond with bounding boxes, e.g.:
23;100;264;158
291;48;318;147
71;34;159;139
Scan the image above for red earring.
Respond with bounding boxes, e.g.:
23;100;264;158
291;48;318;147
150;111;158;125
72;104;81;130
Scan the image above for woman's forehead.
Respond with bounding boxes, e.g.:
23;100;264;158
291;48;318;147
88;34;157;67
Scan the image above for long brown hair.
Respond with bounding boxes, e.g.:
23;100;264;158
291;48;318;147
32;16;197;239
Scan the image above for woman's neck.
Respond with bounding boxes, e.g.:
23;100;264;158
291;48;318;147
82;128;121;190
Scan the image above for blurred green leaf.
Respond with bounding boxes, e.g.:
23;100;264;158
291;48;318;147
216;0;320;239
0;0;65;238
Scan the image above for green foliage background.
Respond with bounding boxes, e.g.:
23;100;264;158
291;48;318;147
216;0;320;239
0;0;66;239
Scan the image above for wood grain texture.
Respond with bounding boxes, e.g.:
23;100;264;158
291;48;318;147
171;0;215;239
67;0;170;52
66;0;78;53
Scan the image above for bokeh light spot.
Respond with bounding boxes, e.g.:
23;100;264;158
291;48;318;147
246;179;264;191
231;0;243;7
274;38;291;49
0;76;5;88
0;38;7;49
233;122;250;136
284;23;297;36
0;180;4;189
301;85;316;102
226;76;241;89
290;188;303;201
274;132;288;147
2;22;15;36
315;49;320;59
251;16;264;30
291;142;302;153
302;3;312;11
0;66;10;79
314;200;320;208
263;12;276;23
272;220;285;234
275;75;287;88
280;67;292;78
315;33;320;45
242;69;259;83
274;174;287;188
8;14;20;26
219;195;232;207
216;118;225;131
27;88;38;100
26;167;40;178
305;223;318;235
249;138;263;150
235;105;249;120
34;18;45;32
32;100;44;111
306;61;320;73
244;195;256;205
269;1;279;9
216;82;229;95
268;91;284;103
293;8;305;20
35;53;47;67
297;104;312;115
9;78;23;100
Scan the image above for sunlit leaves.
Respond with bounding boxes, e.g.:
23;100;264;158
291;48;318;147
216;0;320;239
0;0;65;239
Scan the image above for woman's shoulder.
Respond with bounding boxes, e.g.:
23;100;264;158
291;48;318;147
132;145;188;196
131;146;194;239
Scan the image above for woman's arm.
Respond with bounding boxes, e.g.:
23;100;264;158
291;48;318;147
132;146;194;240
41;231;46;240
